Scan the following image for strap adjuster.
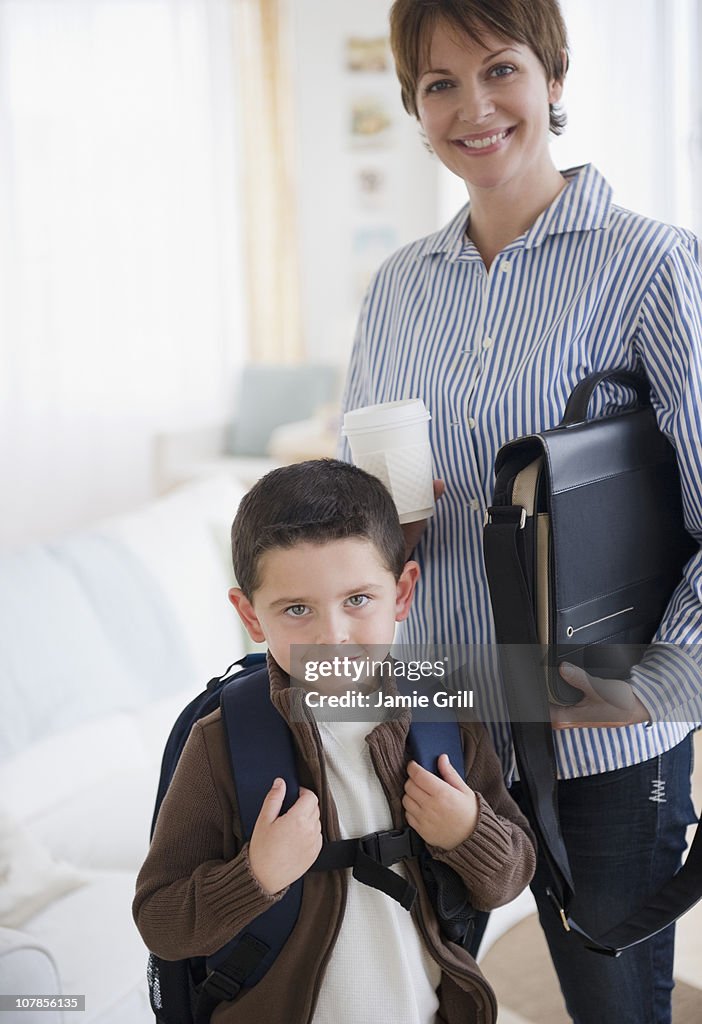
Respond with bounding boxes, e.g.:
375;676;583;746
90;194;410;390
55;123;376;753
202;967;243;1001
484;505;527;529
202;933;270;1002
359;827;422;867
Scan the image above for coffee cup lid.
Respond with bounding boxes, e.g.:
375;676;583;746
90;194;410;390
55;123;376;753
342;399;430;436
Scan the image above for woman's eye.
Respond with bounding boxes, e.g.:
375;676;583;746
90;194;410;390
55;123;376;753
424;78;453;94
285;604;309;617
346;594;370;608
489;64;516;78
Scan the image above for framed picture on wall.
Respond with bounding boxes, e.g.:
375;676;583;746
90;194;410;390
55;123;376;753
349;97;393;148
354;165;388;212
345;36;390;73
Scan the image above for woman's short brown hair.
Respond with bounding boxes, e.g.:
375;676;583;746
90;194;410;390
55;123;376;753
390;0;569;135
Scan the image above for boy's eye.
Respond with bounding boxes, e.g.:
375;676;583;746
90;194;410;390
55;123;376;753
285;604;309;617
346;594;370;608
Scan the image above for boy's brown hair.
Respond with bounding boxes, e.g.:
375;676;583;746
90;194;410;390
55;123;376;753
390;0;569;135
231;459;406;599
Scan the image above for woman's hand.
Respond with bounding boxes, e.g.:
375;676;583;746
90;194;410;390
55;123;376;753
402;754;478;850
550;662;650;728
402;479;445;560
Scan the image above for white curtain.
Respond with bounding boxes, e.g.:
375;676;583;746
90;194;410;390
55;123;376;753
235;0;303;363
438;0;702;235
0;0;247;544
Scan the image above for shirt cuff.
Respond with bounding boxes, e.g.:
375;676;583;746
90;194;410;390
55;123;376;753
629;643;702;721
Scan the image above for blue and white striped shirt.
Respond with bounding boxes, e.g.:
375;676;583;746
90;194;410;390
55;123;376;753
340;164;702;779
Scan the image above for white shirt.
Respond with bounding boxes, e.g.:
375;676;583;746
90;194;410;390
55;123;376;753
312;715;441;1024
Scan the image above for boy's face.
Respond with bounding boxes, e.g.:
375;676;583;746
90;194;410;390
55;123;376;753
229;537;419;686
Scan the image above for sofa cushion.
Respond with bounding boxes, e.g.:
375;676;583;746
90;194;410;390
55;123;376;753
23;871;153;1023
98;472;246;683
0;541;167;762
0;473;247;763
0;812;86;929
0;691;195;871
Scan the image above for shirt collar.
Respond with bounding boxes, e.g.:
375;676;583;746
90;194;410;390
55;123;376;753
417;163;614;261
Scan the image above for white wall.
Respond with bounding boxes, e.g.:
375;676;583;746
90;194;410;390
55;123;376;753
290;0;439;368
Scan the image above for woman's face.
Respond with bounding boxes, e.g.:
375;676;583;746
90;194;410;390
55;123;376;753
416;20;563;197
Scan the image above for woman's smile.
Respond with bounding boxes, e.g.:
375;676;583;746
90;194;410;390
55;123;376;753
452;125;516;153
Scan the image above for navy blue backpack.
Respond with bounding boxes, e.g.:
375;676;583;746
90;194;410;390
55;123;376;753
146;655;478;1024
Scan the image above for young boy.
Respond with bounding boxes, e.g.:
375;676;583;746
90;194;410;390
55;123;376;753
133;460;535;1024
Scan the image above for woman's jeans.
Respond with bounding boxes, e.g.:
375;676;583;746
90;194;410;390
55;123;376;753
511;733;697;1024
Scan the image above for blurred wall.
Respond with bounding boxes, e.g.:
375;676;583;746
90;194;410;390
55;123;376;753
290;0;439;369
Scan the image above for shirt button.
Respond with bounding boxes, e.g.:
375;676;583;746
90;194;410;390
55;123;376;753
483;336;493;350
469;498;480;512
468;417;476;429
501;261;511;272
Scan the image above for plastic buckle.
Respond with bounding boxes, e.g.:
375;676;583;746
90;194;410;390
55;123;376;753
360;827;420;867
202;968;242;1001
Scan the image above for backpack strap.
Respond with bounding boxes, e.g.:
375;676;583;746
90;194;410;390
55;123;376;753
196;669;473;1017
150;654;267;839
403;679;480;949
405;690;464;772
202;666;302;1003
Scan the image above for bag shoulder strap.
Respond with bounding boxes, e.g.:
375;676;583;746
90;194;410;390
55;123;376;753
150;654;267;839
484;412;702;955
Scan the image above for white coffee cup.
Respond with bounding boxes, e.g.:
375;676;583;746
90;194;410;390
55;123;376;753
342;399;435;524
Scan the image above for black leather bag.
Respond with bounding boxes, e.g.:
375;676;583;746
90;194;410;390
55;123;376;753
486;369;697;705
483;369;702;954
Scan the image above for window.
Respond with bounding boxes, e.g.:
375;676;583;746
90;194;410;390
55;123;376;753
0;0;247;540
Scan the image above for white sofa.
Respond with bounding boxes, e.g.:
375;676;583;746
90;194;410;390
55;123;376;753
0;473;251;1023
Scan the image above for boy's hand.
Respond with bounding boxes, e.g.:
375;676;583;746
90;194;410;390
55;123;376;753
402;754;478;850
248;779;322;894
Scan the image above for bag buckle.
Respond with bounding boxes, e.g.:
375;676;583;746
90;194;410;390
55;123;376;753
359;827;422;867
484;506;527;529
545;886;571;933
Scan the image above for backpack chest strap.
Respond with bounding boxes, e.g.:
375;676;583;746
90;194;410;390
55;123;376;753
311;826;424;910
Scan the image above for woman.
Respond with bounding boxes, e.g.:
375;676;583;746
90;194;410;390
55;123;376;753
340;2;701;1022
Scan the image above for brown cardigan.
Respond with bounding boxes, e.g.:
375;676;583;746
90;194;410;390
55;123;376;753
133;657;536;1024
